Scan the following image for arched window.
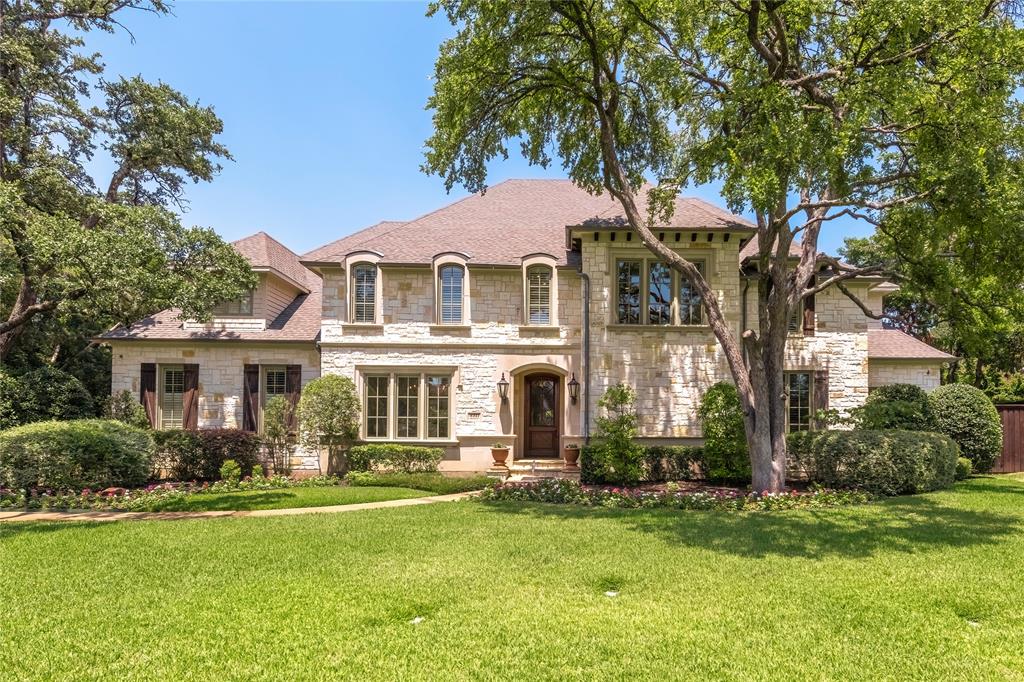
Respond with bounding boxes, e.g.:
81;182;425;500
526;265;552;325
351;263;377;323
438;264;464;324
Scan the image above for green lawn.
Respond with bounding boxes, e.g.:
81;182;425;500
139;485;429;512
2;476;1023;681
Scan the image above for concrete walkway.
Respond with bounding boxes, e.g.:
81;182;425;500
0;491;474;523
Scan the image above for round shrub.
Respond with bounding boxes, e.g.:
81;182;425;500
18;366;96;423
955;457;973;481
929;384;1002;473
0;419;154;491
697;382;750;482
786;429;959;496
856;383;936;431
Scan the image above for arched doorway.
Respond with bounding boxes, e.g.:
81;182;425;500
523;373;560;458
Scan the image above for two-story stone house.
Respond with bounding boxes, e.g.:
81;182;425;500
102;179;953;473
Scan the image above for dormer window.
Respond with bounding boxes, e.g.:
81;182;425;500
351;263;377;323
212;290;254;317
526;265;552;325
438;264;465;324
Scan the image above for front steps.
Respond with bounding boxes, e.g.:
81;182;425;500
499;459;580;482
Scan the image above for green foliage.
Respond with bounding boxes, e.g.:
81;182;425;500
0;367;22;430
296;376;360;473
956;457;973;481
347;444;444;474
106;390;151;430
345;471;492;495
153;429;261;481
642;445;704;482
0;419;153;491
855;384;936;431
697;383;750;482
219;459;242;485
787;430;959;496
581;384;645;485
17;366;96;423
929;384;1003;473
262;396;293;475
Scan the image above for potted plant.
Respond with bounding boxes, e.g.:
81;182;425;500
490;442;510;467
563;443;580;468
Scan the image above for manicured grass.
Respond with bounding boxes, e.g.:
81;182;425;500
2;476;1024;680
348;471;494;495
138;485;428;512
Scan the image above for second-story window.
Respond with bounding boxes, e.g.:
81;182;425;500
616;260;642;324
617;258;706;326
648;262;672;325
352;264;377;323
439;264;464;324
526;265;552;325
212;290;254;317
678;262;704;325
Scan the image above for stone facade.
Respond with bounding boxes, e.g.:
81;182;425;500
869;360;944;391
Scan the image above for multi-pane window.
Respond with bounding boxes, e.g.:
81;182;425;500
526;266;552;325
212;291;254;317
396;376;420;438
365;375;390;438
616;260;643;324
160;366;185;429
679;262;704;325
648;262;672;325
439;265;464;324
352;264;377;323
786;372;812;432
363;371;454;440
260;366;288;433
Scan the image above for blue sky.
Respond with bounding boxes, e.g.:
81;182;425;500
87;1;871;256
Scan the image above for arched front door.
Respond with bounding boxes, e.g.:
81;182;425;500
524;373;560;458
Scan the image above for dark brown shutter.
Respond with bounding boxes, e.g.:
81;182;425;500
243;364;260;432
182;364;200;430
285;365;302;431
813;369;829;429
140;363;157;428
802;284;816;336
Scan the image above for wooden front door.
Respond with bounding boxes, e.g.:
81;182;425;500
525;374;560;458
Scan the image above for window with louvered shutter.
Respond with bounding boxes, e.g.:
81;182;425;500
351;264;376;323
526;266;552;325
159;366;185;429
438;265;464;324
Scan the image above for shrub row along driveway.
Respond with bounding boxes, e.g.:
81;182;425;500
1;476;1023;680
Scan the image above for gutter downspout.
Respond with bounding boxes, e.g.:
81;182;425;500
579;271;591;443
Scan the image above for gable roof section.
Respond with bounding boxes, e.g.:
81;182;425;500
302;179;755;267
868;329;956;361
234;231;311;292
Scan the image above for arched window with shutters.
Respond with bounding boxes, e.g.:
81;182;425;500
438;264;464;324
526;265;552;325
351;263;377;323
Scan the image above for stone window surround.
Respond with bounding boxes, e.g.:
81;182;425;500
609;247;716;328
433;253;472;325
521;253;560;327
355;364;459;443
344;252;384;325
784;369;813;432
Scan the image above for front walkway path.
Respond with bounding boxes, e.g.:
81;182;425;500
0;491;474;523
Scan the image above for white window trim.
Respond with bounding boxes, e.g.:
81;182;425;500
158;364;185;430
358;367;457;442
344;252;383;324
433;253;471;325
521;254;559;326
610;251;711;327
260;365;288;433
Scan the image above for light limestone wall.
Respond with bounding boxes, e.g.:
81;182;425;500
108;341;322;469
869;360;943;391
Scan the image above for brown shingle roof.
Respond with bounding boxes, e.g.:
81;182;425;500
101;233;321;343
868;329;956;361
302;179;754;266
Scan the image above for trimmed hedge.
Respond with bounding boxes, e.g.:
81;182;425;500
0;419;153;491
582;444;703;485
787;429;958;496
929;384;1003;473
153;429;261;481
347;444;444;473
856;383;936;431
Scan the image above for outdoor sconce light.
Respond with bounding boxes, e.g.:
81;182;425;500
568;373;580;404
497;373;510;403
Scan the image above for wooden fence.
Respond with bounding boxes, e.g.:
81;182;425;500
994;405;1024;473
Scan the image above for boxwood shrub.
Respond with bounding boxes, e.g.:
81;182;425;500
856;383;936;431
787;429;958;496
347;444;444;473
582;444;703;484
0;419;153;491
153;429;261;481
929;384;1003;473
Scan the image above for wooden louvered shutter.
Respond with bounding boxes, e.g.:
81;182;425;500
140;363;157;428
802;279;816;336
243;364;260;432
182;364;200;430
813;369;829;429
285;365;302;431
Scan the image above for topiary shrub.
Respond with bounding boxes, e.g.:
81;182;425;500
347;444;444;473
697;382;750;482
929;384;1003;473
955;457;973;481
153;428;261;481
17;366;96;423
786;429;958;496
855;383;936;431
106;389;151;429
0;367;22;431
0;419;153;492
580;384;645;485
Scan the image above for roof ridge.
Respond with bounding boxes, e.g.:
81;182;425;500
302;219;408;261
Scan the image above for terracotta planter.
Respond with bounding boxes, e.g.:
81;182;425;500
490;448;510;467
563;447;580;468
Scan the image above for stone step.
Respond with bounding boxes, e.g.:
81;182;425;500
509;459;566;472
507;471;580;483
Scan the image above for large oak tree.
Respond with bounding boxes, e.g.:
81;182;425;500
424;0;1024;491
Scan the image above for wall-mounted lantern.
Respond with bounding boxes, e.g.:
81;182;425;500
497;373;510;403
567;373;580;404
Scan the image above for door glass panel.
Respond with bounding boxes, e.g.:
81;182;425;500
529;378;556;427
